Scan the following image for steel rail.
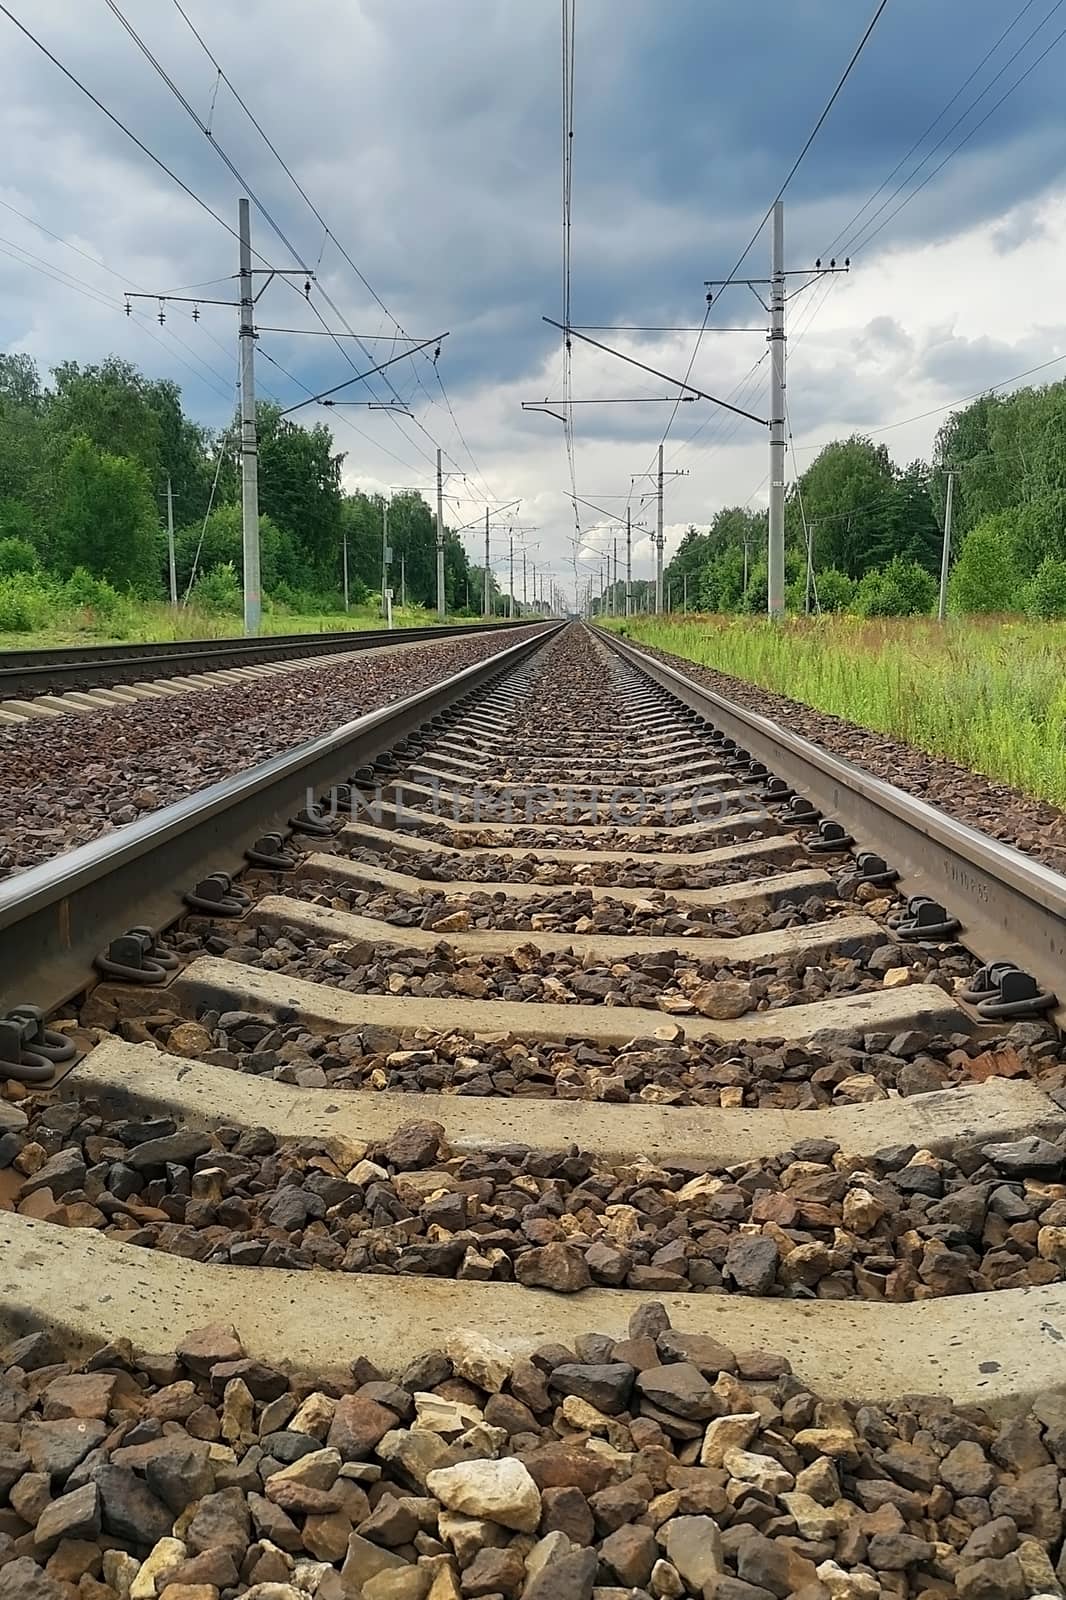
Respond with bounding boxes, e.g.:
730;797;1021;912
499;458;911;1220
0;620;534;698
600;628;1066;1025
0;623;561;1014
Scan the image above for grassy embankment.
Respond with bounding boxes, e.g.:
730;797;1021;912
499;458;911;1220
0;599;500;651
603;614;1066;808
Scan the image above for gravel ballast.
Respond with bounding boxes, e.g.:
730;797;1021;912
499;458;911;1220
10;1093;1066;1304
0;629;540;879
0;1304;1064;1598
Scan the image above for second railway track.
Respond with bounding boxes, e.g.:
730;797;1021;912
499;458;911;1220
0;618;531;717
2;618;1066;1407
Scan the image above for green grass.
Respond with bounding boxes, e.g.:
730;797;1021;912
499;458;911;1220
0;598;497;651
604;614;1066;808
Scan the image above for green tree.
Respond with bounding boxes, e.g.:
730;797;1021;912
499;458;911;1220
258;404;344;582
174;504;296;595
948;515;1025;613
55;436;160;595
47;358;163;478
146;378;215;529
0;355;46;545
792;436;900;577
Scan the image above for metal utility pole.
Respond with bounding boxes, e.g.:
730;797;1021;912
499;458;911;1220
238;198;261;636
804;520;816;615
625;508;633;617
522;548;527;611
342;528;350;612
612;534;618;616
165;475;177;605
483;508;491;618
768;199;786;620
682;572;688;612
380;498;390;619
127;198;312;634
655;444;665;612
743;536;752;598
938;471;956;623
400;554;406;609
508;531;515;618
435;449;446;619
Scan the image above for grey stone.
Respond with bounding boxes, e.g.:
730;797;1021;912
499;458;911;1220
93;1463;172;1548
548;1363;635;1414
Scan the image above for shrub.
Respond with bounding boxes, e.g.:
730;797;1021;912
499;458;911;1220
0;536;38;577
0;571;56;632
61;568;121;619
948;516;1023;613
855;558;937;616
1021;558;1066;619
0;578;35;632
814;567;855;612
192;562;242;615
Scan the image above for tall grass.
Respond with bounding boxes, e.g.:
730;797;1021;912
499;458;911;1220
605;614;1066;807
0;569;487;648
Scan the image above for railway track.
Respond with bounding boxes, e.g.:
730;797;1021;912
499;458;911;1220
1;619;1065;1599
0;618;530;717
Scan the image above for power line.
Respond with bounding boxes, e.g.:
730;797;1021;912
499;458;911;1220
168;0;506;516
0;198;248;396
623;0;892;523
0;231;243;404
0;4;244;246
847;0;1066;257
792;351;1066;455
99;0;426;446
821;0;1044;259
9;0;480;512
560;0;581;576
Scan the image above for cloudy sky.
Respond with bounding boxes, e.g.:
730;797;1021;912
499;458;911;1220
2;0;1065;605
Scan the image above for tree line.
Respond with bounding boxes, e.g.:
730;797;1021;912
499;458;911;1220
647;377;1066;619
0;352;511;619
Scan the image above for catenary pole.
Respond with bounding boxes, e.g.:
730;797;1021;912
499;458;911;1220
768;199;786;619
655;443;664;612
483;508;491;617
238;198;261;635
380;497;389;619
435;448;446;618
938;470;956;623
625;508;633;617
165;474;177;605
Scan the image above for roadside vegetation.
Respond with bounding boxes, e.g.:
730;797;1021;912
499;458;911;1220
593;379;1066;622
604;614;1066;808
0;352;519;643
